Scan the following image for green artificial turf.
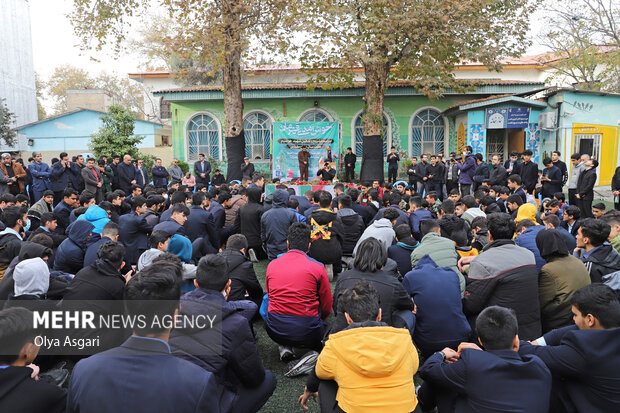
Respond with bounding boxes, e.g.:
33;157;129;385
253;259;335;413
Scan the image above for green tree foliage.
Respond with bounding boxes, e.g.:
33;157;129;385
44;65;146;117
0;99;17;147
287;0;535;181
540;0;619;92
89;105;144;159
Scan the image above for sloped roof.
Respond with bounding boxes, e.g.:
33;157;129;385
155;79;543;94
16;108;163;131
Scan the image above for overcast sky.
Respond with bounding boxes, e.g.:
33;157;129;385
30;0;548;81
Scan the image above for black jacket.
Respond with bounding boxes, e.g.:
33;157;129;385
612;166;620;191
118;212;153;265
542;165;563;198
185;205;219;245
425;163;443;183
576;244;620;283
337;209;365;256
308;208;344;265
218;248;263;307
63;259;125;301
577;167;597;198
520;161;539;193
473;162;490;184
234;188;264;247
553;159;568;185
504;160;523;176
332;268;413;334
0;366;66;413
27;227;65;248
169;288;266;411
344;153;356;168
240;162;255;178
488;164;507;186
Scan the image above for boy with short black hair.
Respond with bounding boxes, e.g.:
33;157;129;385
0;307;66;413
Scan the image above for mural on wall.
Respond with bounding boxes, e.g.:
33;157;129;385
525;123;541;163
468;124;485;158
457;122;466;155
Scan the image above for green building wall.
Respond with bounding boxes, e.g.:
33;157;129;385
169;95;459;177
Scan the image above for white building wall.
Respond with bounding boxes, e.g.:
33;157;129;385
0;0;37;128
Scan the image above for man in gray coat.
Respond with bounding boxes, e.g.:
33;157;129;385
168;158;184;184
81;157;103;203
568;153;586;206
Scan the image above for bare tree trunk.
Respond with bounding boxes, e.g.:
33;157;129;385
223;12;245;182
360;60;389;183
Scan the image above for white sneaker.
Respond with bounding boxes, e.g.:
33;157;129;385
278;345;295;362
248;248;258;262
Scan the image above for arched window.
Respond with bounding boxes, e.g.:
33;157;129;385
410;109;445;156
243;112;272;160
186;113;221;161
298;109;331;122
353;112;390;157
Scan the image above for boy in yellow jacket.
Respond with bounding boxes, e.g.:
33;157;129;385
300;280;419;412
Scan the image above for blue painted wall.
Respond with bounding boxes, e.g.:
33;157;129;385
17;110;162;152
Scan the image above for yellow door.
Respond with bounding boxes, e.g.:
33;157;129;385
571;123;619;186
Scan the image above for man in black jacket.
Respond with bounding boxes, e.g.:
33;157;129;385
308;191;344;274
576;159;598;218
574;218;620;283
117;154;137;197
169;255;276;413
488;155;507;187
344;147;356;182
185;192;219;245
425;155;443;200
472;153;489;191
336;195;365;257
519;284;620;413
0;308;66;413
520;149;539;194
218;234;263;308
551;150;568;186
504;151;522;177
541;157;563;198
234;186;264;260
444;155;460;195
240;156;255;179
387;146;400;183
332;237;414;334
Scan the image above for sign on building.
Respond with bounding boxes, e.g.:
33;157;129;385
486;108;530;129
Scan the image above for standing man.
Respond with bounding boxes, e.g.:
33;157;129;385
0;153;26;196
117;154;137;197
28;151;50;202
135;158;149;189
81;158;103;203
168;158;184;184
576;159;598;219
568;153;585;206
541;157;563;198
488;155;507;187
504;151;522;177
50;152;74;206
551;150;568;187
70;154;85;192
344;147;356;182
457;146;476;196
425;155;443;200
298;145;310;182
387;146;400;183
472;153;489;191
194;153;211;187
151;158;169;188
445;154;460;195
520;149;539;195
109;154;121;191
240;156;254;179
416;154;429;195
